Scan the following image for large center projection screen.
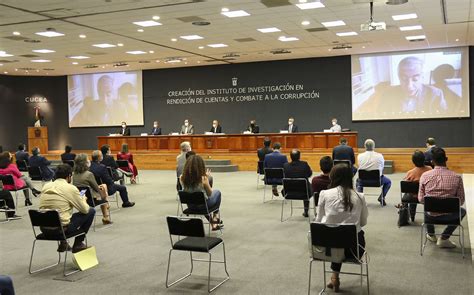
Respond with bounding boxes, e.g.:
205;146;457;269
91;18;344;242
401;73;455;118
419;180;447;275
68;71;143;127
352;47;469;121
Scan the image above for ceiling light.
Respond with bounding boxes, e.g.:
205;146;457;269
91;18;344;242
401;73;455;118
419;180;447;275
207;43;228;48
296;1;325;10
221;10;250;18
137;29;144;32
69;55;90;59
221;8;230;12
257;27;281;33
180;35;204;40
336;31;358;37
149;50;154;53
117;43;124;47
35;30;65;37
197;61;201;64
93;43;116;48
171;38;178;42
0;64;3;66
32;49;55;53
31;59;51;63
392;13;417;21
79;34;87;38
278;36;299;42
399;25;422;31
301;21;310;26
3;72;7;74
126;50;147;55
152;15;160;20
13;31;21;36
321;20;346;27
133;20;162;27
299;0;308;2
155;60;160;63
72;62;79;65
0;51;13;57
455;38;460;42
198;46;204;49
405;35;426;41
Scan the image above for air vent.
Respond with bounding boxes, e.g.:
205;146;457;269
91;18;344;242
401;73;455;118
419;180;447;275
42;68;54;71
222;58;236;61
178;16;206;23
234;37;256;42
306;27;328;33
86;52;107;56
333;44;352;50
138;60;151;63
18;67;36;70
0;60;18;63
261;0;291;7
204;59;221;63
20;54;40;58
113;62;128;67
192;21;211;26
84;64;98;69
3;36;29;41
24;39;41;43
223;53;240;58
271;49;291;54
408;38;425;42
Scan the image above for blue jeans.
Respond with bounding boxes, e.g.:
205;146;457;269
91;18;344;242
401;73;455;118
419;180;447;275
426;208;466;239
0;275;15;295
356;175;391;198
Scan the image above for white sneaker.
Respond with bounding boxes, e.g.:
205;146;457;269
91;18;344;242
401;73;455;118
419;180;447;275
426;234;437;242
437;238;457;248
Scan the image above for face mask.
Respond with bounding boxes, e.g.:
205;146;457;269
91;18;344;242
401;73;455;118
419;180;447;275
154;124;158;128
288;121;292;125
122;125;125;128
184;122;189;127
332;122;336;126
213;124;217;127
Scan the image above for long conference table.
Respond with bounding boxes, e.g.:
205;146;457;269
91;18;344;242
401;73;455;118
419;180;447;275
97;132;358;152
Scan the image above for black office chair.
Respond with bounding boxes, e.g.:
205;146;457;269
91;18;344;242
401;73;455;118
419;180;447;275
0;174;29;209
333;159;351;168
357;170;384;206
116;160;136;183
165;216;230;293
256;161;264;188
178;191;221;235
16;160;28;172
63;160;75;168
263;168;285;203
27;166;43;181
308;222;369;295
281;178;313;222
420;196;465;258
28;209;86;277
400;181;422;220
76;186;111;231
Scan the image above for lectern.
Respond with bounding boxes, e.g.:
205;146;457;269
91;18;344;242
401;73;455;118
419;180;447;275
28;127;48;153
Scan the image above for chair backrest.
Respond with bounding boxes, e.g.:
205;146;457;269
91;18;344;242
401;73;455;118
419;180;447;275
358;170;381;186
257;161;264;174
28;166;43;181
178;191;207;206
264;168;284;179
116;160;129;169
333;159;351;167
63;160;75;168
94;175;103;185
16;160;28;172
0;174;15;186
28;209;62;227
424;196;460;214
400;181;419;194
310;222;357;250
167;216;205;237
283;178;310;199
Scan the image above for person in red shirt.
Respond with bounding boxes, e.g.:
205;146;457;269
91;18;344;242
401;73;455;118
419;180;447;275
311;156;333;200
117;143;138;184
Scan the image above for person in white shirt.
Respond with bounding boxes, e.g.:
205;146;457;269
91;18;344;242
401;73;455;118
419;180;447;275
180;119;194;135
356;139;392;206
316;164;368;292
329;118;342;132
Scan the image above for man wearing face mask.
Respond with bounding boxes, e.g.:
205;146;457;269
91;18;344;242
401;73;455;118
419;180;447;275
119;121;131;136
180;119;194;135
209;120;222;133
284;117;298;133
247;119;260;134
329;118;342;132
150;121;162;135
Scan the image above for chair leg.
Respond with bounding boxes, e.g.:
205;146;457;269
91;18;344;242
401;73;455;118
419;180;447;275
460;226;465;259
420;223;427;256
165;249;192;288
366;260;370;295
29;240;61;274
263;185;266;203
321;261;327;295
308;260;313;295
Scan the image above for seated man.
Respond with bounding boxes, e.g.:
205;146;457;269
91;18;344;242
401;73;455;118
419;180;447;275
0;275;15;295
15;143;29;165
209;120;222;133
283;149;313;217
264;142;288;196
28;147;55;181
311;156;333;196
332;137;356;174
257;137;273;162
401;150;432;221
247;119;259;134
39;164;95;253
419;147;466;248
356;139;391;206
60;145;76;162
100;144;129;185
90;150;135;208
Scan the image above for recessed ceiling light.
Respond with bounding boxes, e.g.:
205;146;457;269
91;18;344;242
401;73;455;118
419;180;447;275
171;38;178;42
15;69;18;71
198;46;204;49
336;31;358;37
3;71;7;74
155;60;160;63
152;15;160;20
126;50;147;55
69;55;90;59
399;25;422;31
301;21;311;26
257;27;281;33
321;20;346;27
221;8;230;12
31;59;51;63
137;29;144;33
207;43;228;48
0;64;3;66
79;34;87;38
221;10;250;18
180;35;204;40
133;20;162;27
117;43;124;47
405;35;426;41
93;43;116;48
278;36;299;42
72;62;78;65
149;50;154;53
392;13;417;21
35;31;65;37
362;46;366;48
0;51;13;57
32;49;55;53
13;31;21;36
455;38;460;42
296;1;325;10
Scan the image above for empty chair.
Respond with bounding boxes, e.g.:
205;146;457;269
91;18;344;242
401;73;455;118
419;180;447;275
281;178;313;222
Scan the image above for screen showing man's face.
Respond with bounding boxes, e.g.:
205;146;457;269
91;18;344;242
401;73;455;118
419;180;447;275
399;62;423;97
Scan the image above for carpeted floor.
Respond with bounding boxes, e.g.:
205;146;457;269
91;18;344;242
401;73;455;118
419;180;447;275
0;170;472;295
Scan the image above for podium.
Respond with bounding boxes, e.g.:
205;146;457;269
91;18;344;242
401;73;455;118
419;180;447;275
28;127;48;153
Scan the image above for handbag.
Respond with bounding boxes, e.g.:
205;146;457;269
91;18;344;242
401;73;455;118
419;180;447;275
307;232;346;263
397;204;410;227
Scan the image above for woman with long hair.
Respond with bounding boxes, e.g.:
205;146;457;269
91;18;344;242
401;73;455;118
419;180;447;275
315;164;368;292
117;143;138;184
180;155;222;230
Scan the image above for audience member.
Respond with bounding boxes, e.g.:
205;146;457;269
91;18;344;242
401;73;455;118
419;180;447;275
0;275;15;295
117;143;138;184
15;143;29;165
28;147;55;181
180;155;222;231
316;164;368;292
73;153;112;224
401;151;432;221
424;137;436;166
90;150;135;208
332;137;356;174
0;187;21;220
283;149;313;217
419;147;466;248
311;156;333;196
61;145;76;162
257;137;273;162
263;142;288;196
100;144;127;185
39;164;95;253
356;139;391;206
176;141;191;178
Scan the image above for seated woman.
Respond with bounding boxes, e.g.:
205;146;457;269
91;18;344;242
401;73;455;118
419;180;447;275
316;164;368;292
0;152;41;206
0;188;20;220
117;143;138;184
180;155;222;231
72;153;112;225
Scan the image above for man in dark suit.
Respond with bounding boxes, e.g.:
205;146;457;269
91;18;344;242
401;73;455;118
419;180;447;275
89;150;135;208
100;144;128;185
119;121;131;136
150;121;162;135
284;117;298;133
332;137;356;174
247;119;260;134
180;119;194;134
15;143;29;165
209;120;222;133
264;142;288;196
283;149;313;217
61;145;76;162
28;147;55;181
424;137;436;166
257;137;273;162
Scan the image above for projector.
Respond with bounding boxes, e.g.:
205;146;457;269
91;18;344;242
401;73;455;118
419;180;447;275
360;21;386;32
